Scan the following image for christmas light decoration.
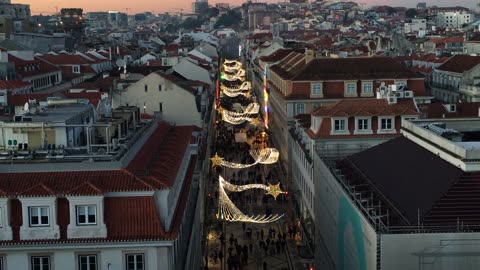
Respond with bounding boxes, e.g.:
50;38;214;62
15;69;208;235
219;103;260;125
217;175;284;223
222;69;246;81
249;148;279;164
210;148;279;169
223;62;242;72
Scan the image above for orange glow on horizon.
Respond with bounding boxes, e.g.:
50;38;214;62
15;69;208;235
15;0;478;15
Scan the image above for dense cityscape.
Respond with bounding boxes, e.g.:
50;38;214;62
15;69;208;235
0;0;479;269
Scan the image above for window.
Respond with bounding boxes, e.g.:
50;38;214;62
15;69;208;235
159;103;163;112
76;205;96;225
345;83;356;96
0;207;2;228
357;118;369;130
0;257;4;270
126;254;144;270
78;255;97;270
362;82;373;94
144;85;148;92
311;82;322;96
334;119;346;131
296;103;305;114
31;256;50;270
158;85;162;91
380;118;393;130
73;65;80;74
29;206;49;226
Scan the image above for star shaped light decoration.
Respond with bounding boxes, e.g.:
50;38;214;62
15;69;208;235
210;153;224;168
266;182;285;200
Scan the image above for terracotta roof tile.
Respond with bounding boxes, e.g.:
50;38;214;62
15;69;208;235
7;93;50;106
0;80;32;91
105;197;167;240
437;55;480;73
312;99;419;117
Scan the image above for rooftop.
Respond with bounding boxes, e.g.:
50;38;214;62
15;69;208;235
436;55;480;73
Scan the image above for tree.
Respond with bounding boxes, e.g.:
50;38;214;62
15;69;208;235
181;17;203;30
405;8;417;18
387;7;396;15
214;10;242;29
207;7;219;18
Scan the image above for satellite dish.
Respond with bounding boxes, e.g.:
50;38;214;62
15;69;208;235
115;59;126;67
24;102;29;112
379;86;386;96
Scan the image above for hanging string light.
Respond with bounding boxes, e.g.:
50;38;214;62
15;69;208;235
222;69;246;81
219;103;260;125
210;148;279;169
249;148;280;164
216;175;285;223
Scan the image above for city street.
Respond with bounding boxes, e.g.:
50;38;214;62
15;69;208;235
204;60;305;270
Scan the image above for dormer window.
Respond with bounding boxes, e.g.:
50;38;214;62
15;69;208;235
76;205;97;225
331;117;349;135
355;117;372;134
310;82;323;97
73;65;80;74
29;206;49;227
345;82;357;97
361;82;373;96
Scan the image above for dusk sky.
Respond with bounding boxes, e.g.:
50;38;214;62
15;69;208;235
15;0;479;15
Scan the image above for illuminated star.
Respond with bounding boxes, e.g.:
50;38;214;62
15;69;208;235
266;182;285;200
210;153;224;168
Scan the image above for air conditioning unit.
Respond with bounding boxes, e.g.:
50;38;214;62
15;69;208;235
404;91;413;98
388;95;397;104
396;92;405;98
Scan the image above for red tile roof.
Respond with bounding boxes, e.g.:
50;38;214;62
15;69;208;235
8;54;60;78
278;57;424;81
437;55;480;73
307;99;418;139
128;123;197;188
7;93;50;106
0;80;31;91
39;54;92;65
259;49;293;62
0;170;153;196
422;102;480;119
105;197;168;240
247;33;273;40
312;99;419;117
0;123;199;245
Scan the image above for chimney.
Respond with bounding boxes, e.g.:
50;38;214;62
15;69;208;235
305;48;315;65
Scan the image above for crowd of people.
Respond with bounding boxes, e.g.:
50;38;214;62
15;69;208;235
207;61;296;270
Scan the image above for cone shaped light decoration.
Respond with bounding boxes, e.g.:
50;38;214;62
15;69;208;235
217;175;284;223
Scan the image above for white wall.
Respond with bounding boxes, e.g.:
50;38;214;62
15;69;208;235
314;155;377;270
173;59;212;86
381;233;480;270
113;72;202;127
2;245;172;270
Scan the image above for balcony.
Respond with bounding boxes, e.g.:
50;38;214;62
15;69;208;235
431;83;459;91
